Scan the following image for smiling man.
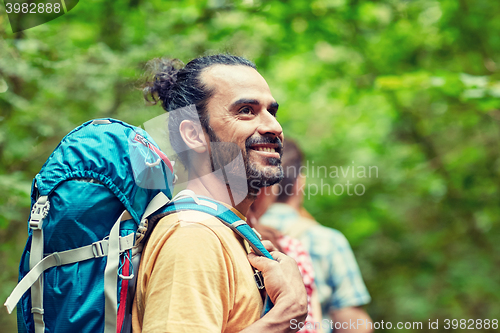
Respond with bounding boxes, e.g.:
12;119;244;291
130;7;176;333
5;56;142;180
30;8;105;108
131;54;307;333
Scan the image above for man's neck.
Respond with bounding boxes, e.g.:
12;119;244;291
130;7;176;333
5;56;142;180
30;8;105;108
186;171;254;216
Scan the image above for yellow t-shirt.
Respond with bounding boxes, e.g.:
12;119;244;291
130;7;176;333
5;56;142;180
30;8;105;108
132;208;263;333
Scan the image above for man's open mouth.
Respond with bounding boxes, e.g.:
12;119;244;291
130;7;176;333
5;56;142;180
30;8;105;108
246;136;283;159
248;144;281;158
251;146;278;153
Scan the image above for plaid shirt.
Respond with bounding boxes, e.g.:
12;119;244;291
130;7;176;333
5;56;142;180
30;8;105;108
260;203;371;320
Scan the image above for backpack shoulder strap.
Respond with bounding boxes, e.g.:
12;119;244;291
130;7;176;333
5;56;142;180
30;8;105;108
153;190;275;315
162;193;273;260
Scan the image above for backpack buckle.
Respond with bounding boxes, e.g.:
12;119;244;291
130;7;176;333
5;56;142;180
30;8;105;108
92;241;106;258
254;270;265;290
31;307;44;315
135;218;149;245
29;196;50;230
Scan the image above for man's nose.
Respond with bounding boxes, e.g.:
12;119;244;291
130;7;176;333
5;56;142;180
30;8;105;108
258;111;283;139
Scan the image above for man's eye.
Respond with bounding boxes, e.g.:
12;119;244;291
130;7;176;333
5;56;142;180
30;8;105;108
239;107;252;115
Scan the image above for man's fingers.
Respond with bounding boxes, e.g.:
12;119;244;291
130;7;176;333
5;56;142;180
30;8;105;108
268;250;289;263
248;249;307;315
249;240;278;254
261;240;278;252
249;247;289;262
248;250;292;273
247;252;264;270
247;252;277;272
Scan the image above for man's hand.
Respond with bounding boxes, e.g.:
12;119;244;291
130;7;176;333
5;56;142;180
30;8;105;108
259;240;278;252
241;242;308;332
247;250;306;309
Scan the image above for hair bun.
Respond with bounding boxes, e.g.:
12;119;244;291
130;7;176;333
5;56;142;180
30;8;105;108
142;58;184;107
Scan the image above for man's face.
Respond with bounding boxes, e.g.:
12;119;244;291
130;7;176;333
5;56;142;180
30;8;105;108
201;65;284;192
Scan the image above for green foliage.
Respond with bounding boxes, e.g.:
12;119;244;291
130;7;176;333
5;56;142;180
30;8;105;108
1;0;499;331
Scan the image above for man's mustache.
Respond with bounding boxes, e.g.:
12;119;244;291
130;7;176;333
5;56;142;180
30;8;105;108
245;136;283;154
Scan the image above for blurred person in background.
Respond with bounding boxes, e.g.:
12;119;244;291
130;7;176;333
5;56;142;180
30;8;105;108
260;139;373;333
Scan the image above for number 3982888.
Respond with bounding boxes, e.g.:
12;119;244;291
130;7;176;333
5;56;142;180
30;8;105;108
5;2;62;14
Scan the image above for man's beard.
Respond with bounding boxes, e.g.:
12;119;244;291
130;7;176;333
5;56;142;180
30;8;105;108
205;125;284;195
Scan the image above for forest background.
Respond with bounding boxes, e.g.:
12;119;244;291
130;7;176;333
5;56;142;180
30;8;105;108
1;0;499;332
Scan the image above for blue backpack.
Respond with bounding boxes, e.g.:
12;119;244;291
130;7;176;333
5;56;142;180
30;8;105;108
4;118;273;333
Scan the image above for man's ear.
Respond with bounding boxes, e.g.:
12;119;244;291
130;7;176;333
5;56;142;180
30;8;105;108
179;120;208;153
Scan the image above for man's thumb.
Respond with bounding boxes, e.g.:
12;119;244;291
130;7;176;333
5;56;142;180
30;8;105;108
247;252;271;272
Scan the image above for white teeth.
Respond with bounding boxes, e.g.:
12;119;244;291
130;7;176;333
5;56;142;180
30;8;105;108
255;147;275;152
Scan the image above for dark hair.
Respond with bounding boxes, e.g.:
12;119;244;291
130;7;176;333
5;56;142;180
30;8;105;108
276;139;304;202
142;54;256;167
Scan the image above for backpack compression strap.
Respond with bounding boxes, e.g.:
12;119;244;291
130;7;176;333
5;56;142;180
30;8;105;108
161;196;275;315
4;192;171;333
